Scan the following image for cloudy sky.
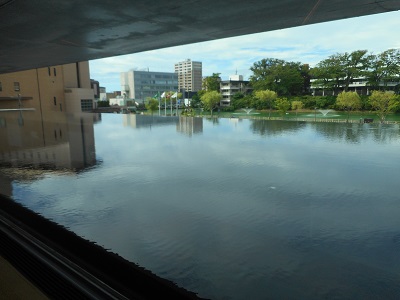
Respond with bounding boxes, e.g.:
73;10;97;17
89;11;400;92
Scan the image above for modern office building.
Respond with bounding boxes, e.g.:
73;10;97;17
220;75;253;106
120;70;178;101
174;59;202;92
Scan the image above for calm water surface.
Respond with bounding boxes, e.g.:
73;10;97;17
5;114;400;299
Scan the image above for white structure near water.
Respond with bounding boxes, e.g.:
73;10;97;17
220;74;252;106
311;77;399;96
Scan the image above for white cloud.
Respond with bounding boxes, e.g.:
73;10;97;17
89;11;400;92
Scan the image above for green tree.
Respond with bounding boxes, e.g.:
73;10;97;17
291;100;303;118
254;90;277;119
201;91;221;116
231;92;246;109
311;54;345;95
97;100;110;107
367;49;400;90
278;61;306;96
190;90;205;108
301;64;311;95
368;90;399;123
275;98;291;116
250;58;283;91
145;98;159;115
340;50;371;91
250;58;304;96
336;91;361;122
202;73;221;92
311;50;371;94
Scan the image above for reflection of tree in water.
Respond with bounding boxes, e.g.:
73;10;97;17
250;120;400;144
369;124;400;144
250;120;306;136
314;123;362;144
205;117;220;125
314;123;400;144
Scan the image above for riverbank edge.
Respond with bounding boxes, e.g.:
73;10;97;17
0;193;202;299
141;109;400;124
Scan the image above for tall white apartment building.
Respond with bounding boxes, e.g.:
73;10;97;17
174;59;202;92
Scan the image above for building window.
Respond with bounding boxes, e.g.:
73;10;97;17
60;103;62;111
0;82;2;91
53;68;57;76
48;67;51;76
14;82;20;91
53;97;57;105
81;99;93;112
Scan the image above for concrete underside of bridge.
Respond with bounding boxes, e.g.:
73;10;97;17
0;0;399;73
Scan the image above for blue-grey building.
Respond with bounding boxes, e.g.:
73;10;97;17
121;70;178;101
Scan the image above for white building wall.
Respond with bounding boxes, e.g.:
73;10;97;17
128;72;135;99
229;75;243;81
109;97;126;106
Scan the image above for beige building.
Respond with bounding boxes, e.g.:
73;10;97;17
0;61;94;114
174;59;202;92
0;62;97;178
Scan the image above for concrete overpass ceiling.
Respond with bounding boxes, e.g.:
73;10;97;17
0;0;399;73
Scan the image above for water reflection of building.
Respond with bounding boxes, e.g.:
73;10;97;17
0;110;97;171
176;116;203;136
122;114;203;136
0;61;98;173
122;114;179;129
0;172;12;197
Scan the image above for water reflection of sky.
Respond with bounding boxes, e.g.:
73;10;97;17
9;115;400;299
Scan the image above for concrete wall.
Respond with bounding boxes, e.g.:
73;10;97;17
62;62;91;89
64;88;94;113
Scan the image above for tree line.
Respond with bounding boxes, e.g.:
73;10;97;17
249;49;400;96
196;49;400;120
